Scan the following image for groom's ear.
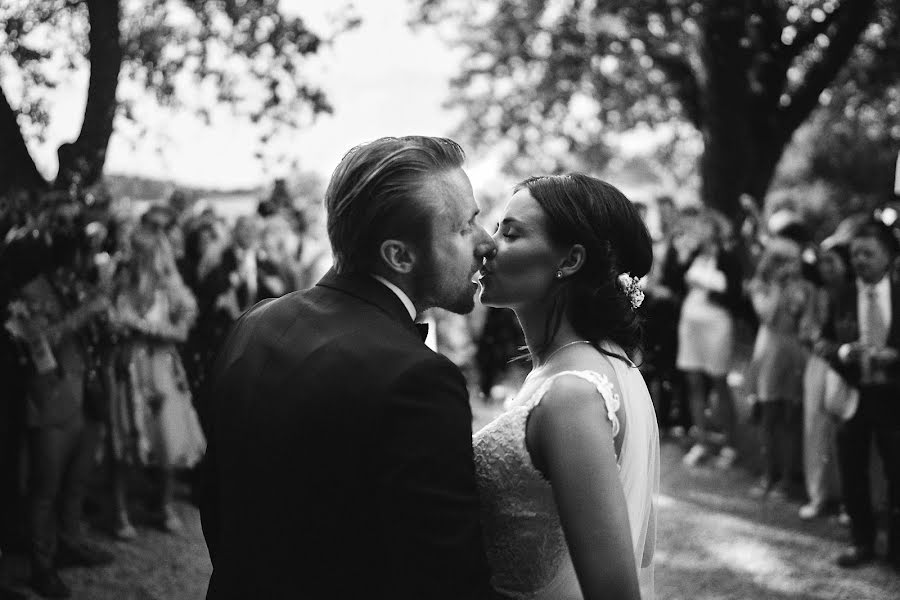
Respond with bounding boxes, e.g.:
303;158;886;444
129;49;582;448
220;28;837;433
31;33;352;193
557;244;586;278
379;239;417;274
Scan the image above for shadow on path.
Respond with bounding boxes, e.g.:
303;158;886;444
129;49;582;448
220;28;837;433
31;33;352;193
656;441;900;600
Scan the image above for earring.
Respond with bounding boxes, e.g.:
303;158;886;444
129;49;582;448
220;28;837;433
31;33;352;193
556;270;563;279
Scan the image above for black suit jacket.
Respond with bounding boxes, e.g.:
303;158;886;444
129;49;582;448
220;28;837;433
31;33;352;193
200;269;494;599
822;276;900;390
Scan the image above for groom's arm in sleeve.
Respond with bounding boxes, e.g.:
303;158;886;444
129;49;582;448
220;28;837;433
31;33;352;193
376;354;499;600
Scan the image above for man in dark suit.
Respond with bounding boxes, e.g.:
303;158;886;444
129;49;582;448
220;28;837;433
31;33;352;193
200;136;500;599
184;215;285;401
822;220;900;571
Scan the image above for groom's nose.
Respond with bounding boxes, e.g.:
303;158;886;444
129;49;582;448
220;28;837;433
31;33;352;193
475;226;497;260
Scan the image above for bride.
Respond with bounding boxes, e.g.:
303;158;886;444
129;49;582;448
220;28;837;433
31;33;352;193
474;173;660;600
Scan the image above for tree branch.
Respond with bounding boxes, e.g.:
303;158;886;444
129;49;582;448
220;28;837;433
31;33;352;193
0;82;48;194
646;47;704;128
779;0;878;133
55;0;122;190
744;0;790;113
781;1;846;63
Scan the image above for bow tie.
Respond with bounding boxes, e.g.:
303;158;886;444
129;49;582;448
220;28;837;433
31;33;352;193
415;322;430;342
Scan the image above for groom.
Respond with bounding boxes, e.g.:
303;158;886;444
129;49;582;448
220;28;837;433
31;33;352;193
199;136;500;599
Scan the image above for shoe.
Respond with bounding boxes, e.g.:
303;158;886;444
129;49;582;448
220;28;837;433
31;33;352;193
714;446;738;470
682;444;709;467
706;431;726;447
750;478;773;499
798;502;824;520
30;569;70;599
837;509;852;527
114;520;137;541
768;486;788;501
56;541;114;568
162;505;183;533
836;545;875;568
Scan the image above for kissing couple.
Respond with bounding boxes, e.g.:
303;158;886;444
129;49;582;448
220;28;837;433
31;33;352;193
199;136;660;600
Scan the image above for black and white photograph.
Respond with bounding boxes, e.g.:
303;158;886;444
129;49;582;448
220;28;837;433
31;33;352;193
1;1;900;598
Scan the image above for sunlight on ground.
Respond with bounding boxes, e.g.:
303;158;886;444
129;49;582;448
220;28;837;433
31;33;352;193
657;493;896;600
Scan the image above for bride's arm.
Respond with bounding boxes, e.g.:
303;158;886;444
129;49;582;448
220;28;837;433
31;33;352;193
528;376;641;600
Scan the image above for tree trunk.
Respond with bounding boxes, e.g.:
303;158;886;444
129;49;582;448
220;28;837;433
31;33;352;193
701;108;793;226
744;136;788;205
698;3;753;222
54;0;122;191
0;84;48;194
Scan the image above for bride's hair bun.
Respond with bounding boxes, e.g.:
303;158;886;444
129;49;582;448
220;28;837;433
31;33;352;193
515;173;653;360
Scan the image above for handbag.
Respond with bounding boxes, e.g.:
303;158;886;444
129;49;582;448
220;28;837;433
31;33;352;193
823;366;859;422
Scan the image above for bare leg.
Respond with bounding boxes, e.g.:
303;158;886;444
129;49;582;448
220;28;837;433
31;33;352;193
683;371;712;466
160;467;182;533
711;375;737;448
685;371;708;445
111;463;135;540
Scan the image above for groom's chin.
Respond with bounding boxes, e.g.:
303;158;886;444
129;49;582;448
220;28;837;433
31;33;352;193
455;295;478;315
441;288;478;315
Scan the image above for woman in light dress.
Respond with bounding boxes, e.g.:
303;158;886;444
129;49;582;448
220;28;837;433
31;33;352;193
675;210;743;469
475;173;659;600
745;236;812;498
107;225;206;538
798;241;853;519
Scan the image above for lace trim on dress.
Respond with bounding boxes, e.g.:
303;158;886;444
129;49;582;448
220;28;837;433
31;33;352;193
527;370;622;438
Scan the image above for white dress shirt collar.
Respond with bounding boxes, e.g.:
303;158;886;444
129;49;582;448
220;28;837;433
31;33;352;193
856;275;891;303
371;275;417;321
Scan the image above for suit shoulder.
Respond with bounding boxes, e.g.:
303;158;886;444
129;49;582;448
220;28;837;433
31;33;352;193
386;350;468;403
400;347;465;379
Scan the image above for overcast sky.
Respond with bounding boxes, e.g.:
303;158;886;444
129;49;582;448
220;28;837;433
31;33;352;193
23;1;506;190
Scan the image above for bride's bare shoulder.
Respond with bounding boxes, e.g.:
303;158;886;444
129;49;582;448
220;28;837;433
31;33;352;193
531;370;615;426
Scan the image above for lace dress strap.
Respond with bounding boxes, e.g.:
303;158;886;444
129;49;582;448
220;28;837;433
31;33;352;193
526;370;622;437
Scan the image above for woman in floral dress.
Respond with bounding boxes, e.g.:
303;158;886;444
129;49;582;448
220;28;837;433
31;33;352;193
107;225;206;538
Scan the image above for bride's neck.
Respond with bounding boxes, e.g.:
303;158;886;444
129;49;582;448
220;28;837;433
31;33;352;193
513;302;582;367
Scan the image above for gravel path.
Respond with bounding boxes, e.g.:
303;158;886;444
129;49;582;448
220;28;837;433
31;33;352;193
8;407;898;599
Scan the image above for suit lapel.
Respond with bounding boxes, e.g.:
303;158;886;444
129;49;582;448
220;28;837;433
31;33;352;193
888;279;900;349
835;282;859;344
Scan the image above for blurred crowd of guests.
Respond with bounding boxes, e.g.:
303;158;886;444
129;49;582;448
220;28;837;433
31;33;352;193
0;184;326;599
420;190;900;577
1;180;898;598
636;195;900;573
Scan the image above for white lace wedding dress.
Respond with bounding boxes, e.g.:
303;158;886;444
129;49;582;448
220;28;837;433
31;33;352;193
473;341;660;599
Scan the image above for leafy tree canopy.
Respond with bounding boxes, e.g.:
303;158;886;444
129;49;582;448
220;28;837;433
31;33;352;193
415;0;899;218
0;0;358;192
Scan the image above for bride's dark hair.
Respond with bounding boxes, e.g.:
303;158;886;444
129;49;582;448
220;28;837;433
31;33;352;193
517;173;653;361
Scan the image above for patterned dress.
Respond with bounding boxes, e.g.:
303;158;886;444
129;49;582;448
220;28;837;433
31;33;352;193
108;285;206;468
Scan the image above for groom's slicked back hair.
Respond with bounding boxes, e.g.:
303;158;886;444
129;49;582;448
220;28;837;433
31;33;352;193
325;136;466;274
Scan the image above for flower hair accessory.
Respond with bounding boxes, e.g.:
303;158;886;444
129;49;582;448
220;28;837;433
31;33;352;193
617;273;644;309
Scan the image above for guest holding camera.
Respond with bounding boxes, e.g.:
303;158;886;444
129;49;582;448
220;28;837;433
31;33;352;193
820;220;900;571
745;237;811;499
676;209;744;469
6;225;113;598
797;241;853;520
